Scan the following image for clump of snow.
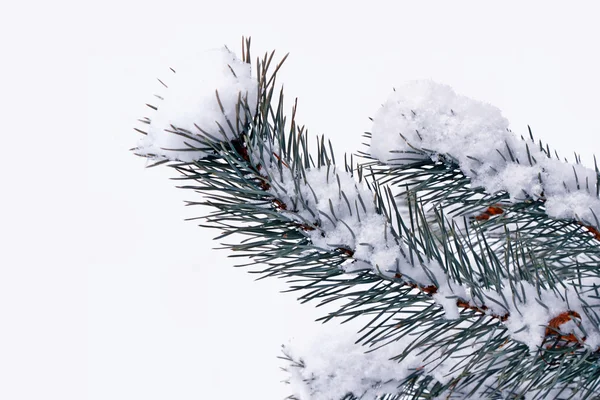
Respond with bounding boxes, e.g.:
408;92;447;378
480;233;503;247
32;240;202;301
136;47;257;162
432;278;462;320
370;80;510;168
546;191;598;221
487;282;568;351
284;325;419;399
370;80;600;229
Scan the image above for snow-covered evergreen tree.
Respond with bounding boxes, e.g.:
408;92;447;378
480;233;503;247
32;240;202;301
133;39;600;399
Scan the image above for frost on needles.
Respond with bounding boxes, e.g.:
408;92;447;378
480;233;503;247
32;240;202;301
133;39;600;399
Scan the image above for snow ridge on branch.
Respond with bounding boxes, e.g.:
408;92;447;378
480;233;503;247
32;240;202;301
370;80;600;231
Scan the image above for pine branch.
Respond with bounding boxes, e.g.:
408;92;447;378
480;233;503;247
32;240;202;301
133;39;600;399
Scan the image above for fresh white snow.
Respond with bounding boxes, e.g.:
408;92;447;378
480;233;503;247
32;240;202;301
267;166;410;278
135;47;257;162
370;80;600;230
284;326;420;400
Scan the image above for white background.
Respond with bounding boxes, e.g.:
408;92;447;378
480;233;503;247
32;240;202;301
1;1;599;399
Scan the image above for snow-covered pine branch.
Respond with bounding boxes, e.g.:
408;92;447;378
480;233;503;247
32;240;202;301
369;80;600;231
133;40;600;399
135;46;258;162
363;80;600;350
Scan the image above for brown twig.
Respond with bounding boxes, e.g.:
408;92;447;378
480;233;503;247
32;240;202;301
474;205;504;221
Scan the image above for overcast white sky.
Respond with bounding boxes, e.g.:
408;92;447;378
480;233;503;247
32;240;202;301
2;1;599;399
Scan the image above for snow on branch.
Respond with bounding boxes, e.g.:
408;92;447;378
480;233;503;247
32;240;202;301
135;47;257;162
260;132;600;354
265;164;409;277
281;328;415;400
369;80;600;230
